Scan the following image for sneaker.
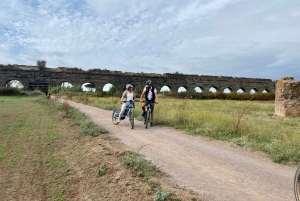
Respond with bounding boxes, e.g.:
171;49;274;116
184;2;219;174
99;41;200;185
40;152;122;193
150;122;153;127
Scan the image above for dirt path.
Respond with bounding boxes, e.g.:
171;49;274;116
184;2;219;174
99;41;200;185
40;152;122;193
59;98;296;201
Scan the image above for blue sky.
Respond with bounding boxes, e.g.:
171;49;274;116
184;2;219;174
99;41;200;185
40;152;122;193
1;0;300;81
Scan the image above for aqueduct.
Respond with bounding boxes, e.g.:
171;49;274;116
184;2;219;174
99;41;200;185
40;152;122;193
0;64;275;93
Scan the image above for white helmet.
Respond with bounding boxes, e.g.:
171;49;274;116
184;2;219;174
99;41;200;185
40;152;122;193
126;84;133;89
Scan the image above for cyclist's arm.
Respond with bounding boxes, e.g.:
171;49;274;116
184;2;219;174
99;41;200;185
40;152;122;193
121;91;126;102
140;91;145;102
155;90;159;103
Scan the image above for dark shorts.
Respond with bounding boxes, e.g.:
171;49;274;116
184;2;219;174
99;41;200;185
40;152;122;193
144;101;155;110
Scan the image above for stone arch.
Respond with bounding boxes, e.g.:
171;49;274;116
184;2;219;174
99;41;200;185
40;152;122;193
223;87;232;94
160;85;171;92
250;88;257;94
209;86;218;93
103;83;115;92
194;86;203;93
82;82;96;92
178;86;187;92
59;81;73;88
6;79;24;88
262;89;269;93
237;88;244;93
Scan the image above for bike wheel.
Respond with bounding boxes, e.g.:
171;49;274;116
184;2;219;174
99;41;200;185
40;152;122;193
129;109;134;129
112;110;119;125
295;165;300;201
145;109;150;129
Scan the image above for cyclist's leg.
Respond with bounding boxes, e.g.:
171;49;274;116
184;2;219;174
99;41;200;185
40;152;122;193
129;108;134;129
112;110;120;125
150;102;155;126
145;105;150;128
141;102;146;116
118;103;127;122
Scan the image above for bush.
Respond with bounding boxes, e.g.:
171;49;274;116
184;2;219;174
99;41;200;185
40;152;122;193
0;87;22;95
164;91;274;101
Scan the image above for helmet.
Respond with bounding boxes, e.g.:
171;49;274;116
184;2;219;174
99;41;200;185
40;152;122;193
126;84;133;89
146;80;152;85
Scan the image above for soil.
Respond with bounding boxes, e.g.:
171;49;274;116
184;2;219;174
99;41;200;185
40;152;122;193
56;97;296;201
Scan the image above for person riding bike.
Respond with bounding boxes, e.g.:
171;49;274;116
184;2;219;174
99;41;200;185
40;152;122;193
140;80;159;127
118;84;136;123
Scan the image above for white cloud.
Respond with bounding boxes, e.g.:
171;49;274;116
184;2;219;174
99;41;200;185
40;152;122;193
0;0;300;81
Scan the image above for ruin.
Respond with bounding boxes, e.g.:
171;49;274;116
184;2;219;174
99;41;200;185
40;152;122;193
0;64;275;93
275;77;300;117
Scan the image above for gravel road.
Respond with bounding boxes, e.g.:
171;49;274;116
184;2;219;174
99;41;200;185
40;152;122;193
58;98;296;201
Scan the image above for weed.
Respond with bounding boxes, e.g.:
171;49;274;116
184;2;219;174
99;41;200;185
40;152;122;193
234;102;254;133
66;92;74;100
78;95;91;103
97;164;109;176
62;101;69;115
80;120;108;137
121;151;161;177
153;189;172;201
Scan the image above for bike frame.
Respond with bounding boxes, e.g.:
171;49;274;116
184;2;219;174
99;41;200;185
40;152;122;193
143;101;155;129
112;101;134;129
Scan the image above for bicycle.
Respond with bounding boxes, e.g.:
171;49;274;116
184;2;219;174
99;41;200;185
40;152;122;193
142;101;156;129
295;165;300;200
112;100;134;129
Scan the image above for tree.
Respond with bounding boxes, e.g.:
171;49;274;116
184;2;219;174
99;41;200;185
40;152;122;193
108;85;116;94
84;83;96;92
37;60;47;70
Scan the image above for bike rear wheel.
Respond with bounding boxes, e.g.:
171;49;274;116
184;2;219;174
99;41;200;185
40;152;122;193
129;109;134;129
145;109;150;129
295;165;300;201
112;110;119;125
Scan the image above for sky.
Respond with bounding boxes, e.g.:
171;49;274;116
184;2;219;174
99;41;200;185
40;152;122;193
1;0;300;82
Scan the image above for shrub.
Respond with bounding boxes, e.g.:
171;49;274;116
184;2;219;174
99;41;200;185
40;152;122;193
0;87;22;95
153;189;172;201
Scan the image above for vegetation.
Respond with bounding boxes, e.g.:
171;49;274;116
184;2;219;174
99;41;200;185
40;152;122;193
66;94;300;164
0;87;45;96
84;83;96;92
37;60;47;70
164;91;275;101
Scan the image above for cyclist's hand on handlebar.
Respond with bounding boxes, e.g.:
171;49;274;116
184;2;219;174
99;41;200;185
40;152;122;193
140;99;142;103
156;101;159;104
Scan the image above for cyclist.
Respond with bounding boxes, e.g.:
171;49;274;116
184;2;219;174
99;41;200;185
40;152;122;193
139;80;159;127
118;84;136;123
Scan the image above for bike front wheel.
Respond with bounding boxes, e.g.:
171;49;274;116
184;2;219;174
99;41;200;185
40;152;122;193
129;109;134;129
112;110;120;125
145;109;150;129
295;165;300;201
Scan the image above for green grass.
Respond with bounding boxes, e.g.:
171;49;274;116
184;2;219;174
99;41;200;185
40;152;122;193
0;96;109;200
154;99;300;164
0;96;68;200
37;97;108;137
68;95;300;164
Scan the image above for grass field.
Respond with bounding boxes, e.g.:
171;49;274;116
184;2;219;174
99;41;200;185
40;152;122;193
69;95;300;164
0;96;202;201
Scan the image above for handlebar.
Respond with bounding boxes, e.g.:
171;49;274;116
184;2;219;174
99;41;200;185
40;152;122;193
120;100;134;104
142;101;158;103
